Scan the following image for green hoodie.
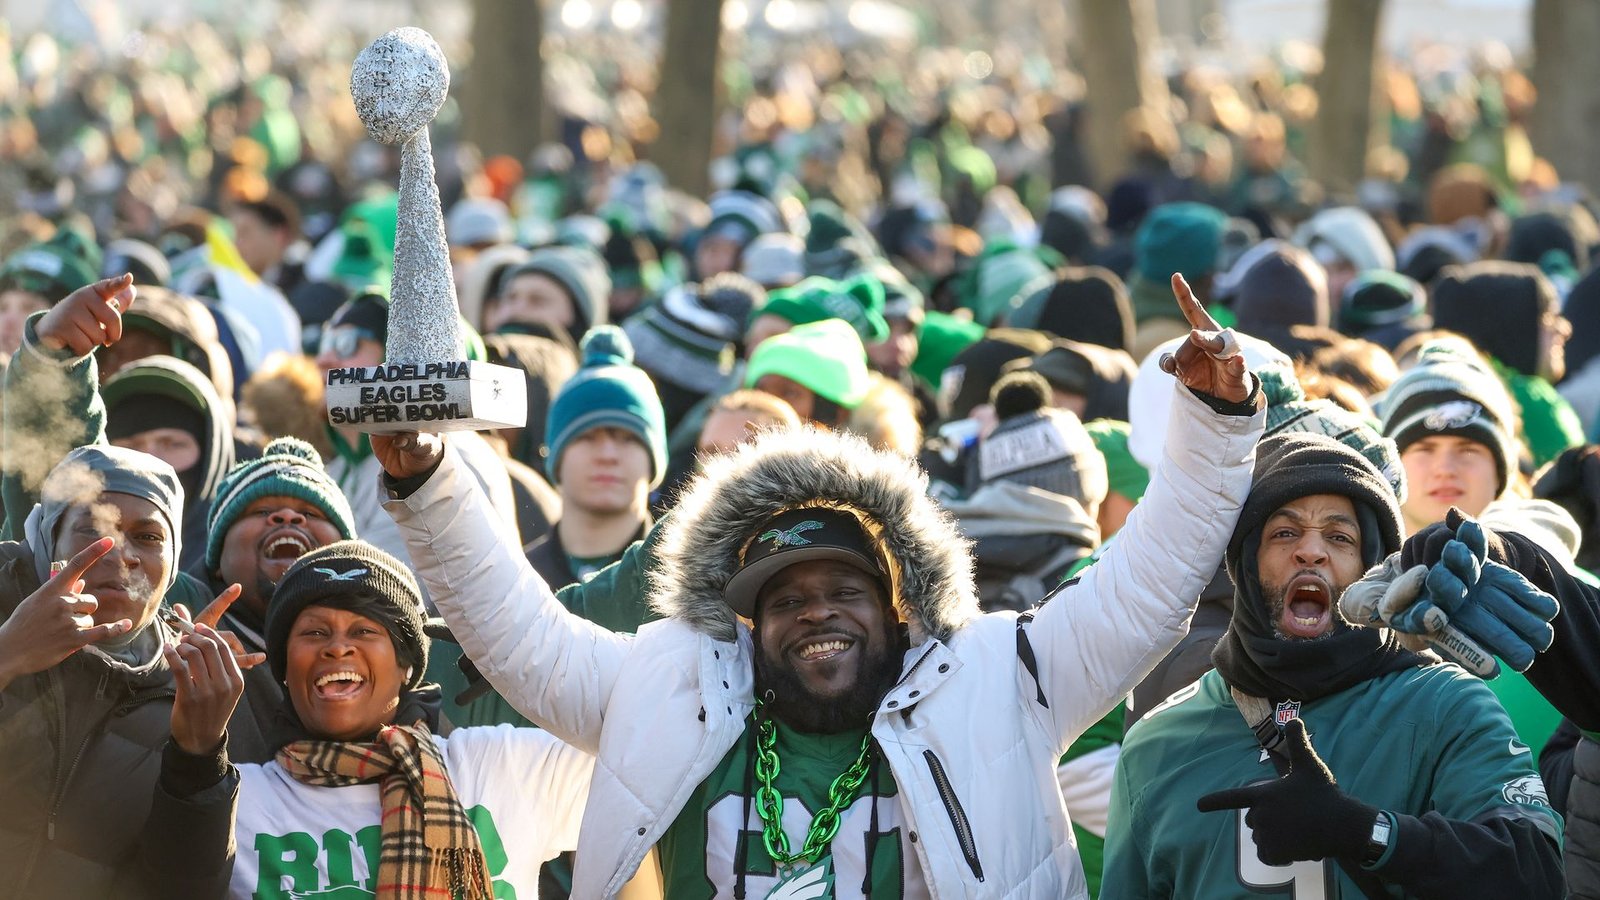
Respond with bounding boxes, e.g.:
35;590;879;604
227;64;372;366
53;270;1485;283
1490;358;1585;469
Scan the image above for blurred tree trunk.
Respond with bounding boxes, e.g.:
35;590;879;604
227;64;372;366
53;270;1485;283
462;0;545;159
1073;0;1170;190
1306;0;1387;199
1531;0;1600;194
654;0;727;198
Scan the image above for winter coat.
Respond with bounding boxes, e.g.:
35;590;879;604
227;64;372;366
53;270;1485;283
0;541;236;900
1568;734;1600;899
387;383;1263;898
944;482;1098;613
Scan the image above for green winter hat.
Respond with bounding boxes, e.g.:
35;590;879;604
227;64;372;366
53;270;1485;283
0;230;100;301
1260;365;1406;502
545;326;667;487
1084;418;1149;502
760;274;889;344
745;318;871;409
204;437;358;574
330;221;393;294
1134;202;1227;283
909;310;986;392
963;243;1053;327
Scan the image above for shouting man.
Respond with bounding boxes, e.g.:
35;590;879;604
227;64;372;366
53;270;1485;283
1103;434;1563;899
374;276;1264;897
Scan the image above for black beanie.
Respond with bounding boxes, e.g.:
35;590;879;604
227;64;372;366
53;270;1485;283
943;328;1053;420
265;540;429;690
105;395;207;447
326;290;391;348
1233;246;1330;335
1033;267;1134;353
1431;262;1558;376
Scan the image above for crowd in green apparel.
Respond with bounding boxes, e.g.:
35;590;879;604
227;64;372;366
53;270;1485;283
5;7;1600;899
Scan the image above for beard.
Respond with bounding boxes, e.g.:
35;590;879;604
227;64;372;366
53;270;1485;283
753;627;905;735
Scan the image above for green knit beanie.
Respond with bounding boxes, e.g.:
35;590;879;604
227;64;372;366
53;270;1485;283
962;243;1053;326
545;326;668;487
759;274;889;343
745;318;871;408
205;437;358;574
1134;202;1227;283
1260;365;1407;502
1084;419;1149;502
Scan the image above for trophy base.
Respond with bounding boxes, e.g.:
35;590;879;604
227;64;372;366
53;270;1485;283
325;360;528;433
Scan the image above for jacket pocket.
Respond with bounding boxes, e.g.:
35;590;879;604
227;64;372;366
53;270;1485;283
923;749;984;881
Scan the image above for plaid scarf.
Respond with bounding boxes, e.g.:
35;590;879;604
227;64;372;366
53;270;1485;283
277;722;494;899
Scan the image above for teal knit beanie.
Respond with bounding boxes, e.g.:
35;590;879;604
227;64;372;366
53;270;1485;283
545;326;668;487
1134;202;1227;283
204;437;357;574
745;318;871;408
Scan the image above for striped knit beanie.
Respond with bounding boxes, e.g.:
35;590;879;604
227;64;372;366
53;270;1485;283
204;438;357;574
1378;342;1518;495
1259;365;1406;502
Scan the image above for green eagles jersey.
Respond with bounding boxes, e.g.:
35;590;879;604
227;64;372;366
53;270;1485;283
658;716;927;899
1103;667;1560;899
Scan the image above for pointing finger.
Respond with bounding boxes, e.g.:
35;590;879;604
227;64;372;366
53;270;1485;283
1197;784;1269;813
1282;718;1318;770
195;584;242;629
50;537;115;589
1170;273;1222;332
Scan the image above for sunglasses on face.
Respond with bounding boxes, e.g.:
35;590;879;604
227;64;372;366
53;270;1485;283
318;325;381;359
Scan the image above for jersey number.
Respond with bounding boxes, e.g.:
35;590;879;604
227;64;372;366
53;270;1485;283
1236;811;1334;897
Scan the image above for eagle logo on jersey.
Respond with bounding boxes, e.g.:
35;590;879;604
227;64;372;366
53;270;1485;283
759;521;825;548
1502;774;1551;809
1423;400;1482;432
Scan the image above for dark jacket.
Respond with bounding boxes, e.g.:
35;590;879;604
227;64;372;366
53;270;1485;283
0;541;236;900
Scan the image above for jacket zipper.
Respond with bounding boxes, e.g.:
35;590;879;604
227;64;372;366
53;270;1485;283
922;749;984;881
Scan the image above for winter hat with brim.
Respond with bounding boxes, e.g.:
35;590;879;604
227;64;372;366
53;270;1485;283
326;290;391;347
266;540;429;690
1339;270;1426;334
939;328;1053;421
973;373;1107;506
1085;419;1148;501
545;326;668;487
745;318;871;409
1431;262;1559;377
1378;341;1517;496
499;245;612;335
24;445;184;590
1260;365;1405;501
204;437;356;574
723;506;888;618
760;274;889;344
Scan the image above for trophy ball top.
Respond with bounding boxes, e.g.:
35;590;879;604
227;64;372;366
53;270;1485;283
350;27;450;146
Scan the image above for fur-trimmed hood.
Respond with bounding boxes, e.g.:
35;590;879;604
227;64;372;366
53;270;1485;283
650;426;979;644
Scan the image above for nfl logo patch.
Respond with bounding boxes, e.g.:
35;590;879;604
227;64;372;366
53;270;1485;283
1275;700;1301;726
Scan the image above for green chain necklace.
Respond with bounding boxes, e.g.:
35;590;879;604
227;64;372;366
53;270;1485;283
752;699;876;870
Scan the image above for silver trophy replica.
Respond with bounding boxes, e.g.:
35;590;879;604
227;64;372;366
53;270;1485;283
324;27;526;433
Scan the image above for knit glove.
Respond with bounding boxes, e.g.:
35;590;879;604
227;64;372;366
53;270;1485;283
1340;552;1501;678
1197;719;1380;866
1396;513;1557;673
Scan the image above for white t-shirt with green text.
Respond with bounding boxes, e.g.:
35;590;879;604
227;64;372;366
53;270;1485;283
231;724;593;900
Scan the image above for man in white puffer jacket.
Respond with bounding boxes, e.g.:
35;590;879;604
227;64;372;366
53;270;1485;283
373;275;1265;899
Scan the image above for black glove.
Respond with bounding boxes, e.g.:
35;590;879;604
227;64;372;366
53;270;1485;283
1196;719;1381;866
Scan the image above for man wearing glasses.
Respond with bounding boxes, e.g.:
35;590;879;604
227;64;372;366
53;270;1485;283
313;290;520;565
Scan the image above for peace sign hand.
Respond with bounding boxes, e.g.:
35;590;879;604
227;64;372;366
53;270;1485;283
171;584;268;670
1157;274;1255;405
0;538;131;690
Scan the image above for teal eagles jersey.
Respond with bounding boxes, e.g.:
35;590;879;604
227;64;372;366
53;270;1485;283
658;715;926;899
1102;666;1561;899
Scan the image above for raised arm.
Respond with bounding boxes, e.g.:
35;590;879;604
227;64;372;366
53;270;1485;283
1027;275;1264;747
376;432;631;753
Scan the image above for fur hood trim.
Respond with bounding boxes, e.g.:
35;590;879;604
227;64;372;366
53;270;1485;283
650;426;979;643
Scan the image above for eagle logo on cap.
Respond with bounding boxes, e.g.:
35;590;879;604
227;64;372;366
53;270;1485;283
314;567;370;581
758;520;825;548
1423;400;1482;432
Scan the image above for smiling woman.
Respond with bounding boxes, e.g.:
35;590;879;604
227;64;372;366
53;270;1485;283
197;540;596;900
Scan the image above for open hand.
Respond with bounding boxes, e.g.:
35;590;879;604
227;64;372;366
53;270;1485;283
1157;273;1253;404
34;274;138;356
165;622;245;755
371;430;445;480
171;583;267;670
0;538;131;688
1197;719;1378;865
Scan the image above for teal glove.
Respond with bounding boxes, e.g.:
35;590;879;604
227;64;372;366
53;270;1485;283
1341;553;1500;678
1389;519;1558;673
